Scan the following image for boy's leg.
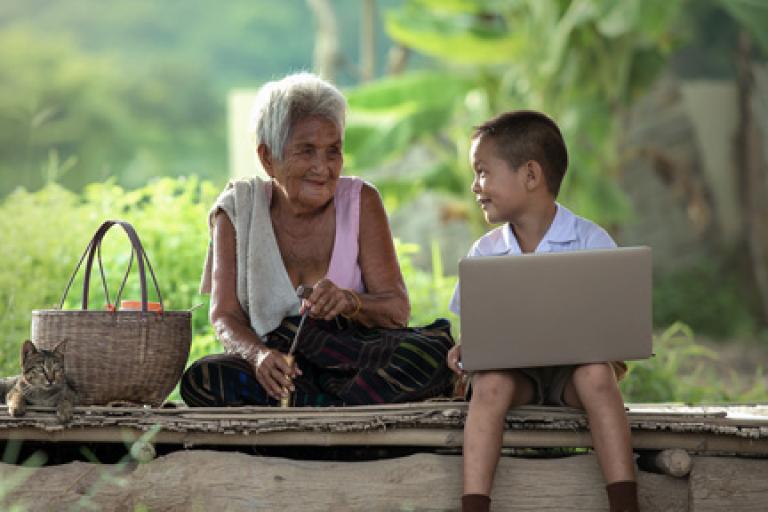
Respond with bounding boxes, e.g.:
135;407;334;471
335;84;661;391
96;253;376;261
562;363;637;511
464;369;535;496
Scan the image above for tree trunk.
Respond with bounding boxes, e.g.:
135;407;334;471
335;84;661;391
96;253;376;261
307;0;340;83
735;31;768;324
0;451;689;511
360;0;376;82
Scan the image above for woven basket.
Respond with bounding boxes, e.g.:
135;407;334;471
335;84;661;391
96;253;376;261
31;220;191;406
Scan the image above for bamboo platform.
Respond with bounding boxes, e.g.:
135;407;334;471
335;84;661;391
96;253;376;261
2;402;768;510
1;401;767;456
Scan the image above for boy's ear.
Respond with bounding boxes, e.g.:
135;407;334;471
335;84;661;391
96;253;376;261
524;161;545;191
21;340;37;364
257;144;276;178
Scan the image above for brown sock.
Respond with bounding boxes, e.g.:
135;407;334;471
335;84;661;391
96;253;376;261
461;494;491;512
606;480;639;512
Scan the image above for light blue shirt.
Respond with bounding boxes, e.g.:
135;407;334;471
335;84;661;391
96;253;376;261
449;203;616;315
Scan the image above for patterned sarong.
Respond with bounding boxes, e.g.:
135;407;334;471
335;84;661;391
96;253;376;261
180;316;455;407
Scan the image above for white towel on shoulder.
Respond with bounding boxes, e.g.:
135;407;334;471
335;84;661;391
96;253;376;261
199;177;299;337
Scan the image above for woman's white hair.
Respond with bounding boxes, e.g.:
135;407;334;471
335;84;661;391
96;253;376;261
249;72;347;161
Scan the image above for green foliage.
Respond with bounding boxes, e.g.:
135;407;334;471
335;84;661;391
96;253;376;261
620;322;767;403
345;0;687;231
717;0;768;55
0;0;401;91
0;0;407;198
0;28;226;198
653;259;758;339
396;239;459;329
385;1;525;65
345;71;475;171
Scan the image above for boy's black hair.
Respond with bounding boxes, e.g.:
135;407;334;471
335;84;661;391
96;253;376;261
473;110;568;198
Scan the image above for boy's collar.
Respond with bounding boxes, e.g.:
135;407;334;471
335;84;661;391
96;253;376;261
499;203;577;254
544;203;578;243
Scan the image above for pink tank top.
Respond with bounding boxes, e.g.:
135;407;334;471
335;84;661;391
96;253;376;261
327;176;365;293
267;176;366;293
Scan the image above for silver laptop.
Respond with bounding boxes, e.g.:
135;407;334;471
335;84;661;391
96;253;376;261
459;246;653;371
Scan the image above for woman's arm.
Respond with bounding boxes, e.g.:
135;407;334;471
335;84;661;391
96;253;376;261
209;212;298;400
354;183;410;327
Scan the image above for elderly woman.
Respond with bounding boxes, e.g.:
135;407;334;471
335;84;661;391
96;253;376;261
181;73;454;407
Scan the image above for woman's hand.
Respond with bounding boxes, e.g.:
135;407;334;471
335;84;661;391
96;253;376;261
446;344;464;376
302;278;356;321
250;348;302;400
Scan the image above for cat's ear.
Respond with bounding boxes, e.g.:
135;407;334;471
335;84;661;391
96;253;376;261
21;340;38;364
53;340;68;355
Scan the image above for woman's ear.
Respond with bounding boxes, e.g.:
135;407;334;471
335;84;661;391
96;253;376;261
257;144;275;178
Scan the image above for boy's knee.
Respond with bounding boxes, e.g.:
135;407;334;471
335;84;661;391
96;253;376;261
471;370;529;406
572;362;617;395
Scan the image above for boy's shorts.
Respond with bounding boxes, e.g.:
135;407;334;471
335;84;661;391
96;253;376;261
462;362;627;405
519;366;575;406
521;361;627;406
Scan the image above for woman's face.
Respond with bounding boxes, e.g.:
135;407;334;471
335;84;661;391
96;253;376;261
266;115;343;212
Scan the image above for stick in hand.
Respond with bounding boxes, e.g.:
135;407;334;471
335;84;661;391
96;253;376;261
279;285;313;407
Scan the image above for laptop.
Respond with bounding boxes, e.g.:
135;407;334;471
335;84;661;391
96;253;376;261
459;246;653;371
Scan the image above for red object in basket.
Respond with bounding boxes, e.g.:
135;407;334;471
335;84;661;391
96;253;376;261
104;301;163;312
120;300;163;312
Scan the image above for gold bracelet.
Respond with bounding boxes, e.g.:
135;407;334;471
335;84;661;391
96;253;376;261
341;289;362;319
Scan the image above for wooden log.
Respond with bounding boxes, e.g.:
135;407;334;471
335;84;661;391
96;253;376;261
129;439;156;463
690;456;768;511
637;449;692;477
0;451;688;511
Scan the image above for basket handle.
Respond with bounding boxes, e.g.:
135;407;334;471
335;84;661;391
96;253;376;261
58;220;164;312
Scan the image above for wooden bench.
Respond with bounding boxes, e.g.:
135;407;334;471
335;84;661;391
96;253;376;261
1;402;766;511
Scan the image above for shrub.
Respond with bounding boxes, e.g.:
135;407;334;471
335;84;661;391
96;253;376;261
620;322;766;403
653;259;758;339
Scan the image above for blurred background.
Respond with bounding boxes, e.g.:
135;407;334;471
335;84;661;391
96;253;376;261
1;0;767;403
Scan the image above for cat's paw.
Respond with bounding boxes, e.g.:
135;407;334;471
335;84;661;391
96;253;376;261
8;402;25;417
56;401;74;423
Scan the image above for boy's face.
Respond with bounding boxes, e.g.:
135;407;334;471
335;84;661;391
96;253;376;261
470;135;528;224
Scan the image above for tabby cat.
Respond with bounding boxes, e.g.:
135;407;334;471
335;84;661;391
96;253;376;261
0;340;78;423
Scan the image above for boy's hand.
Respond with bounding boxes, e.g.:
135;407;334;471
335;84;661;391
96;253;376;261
447;345;464;375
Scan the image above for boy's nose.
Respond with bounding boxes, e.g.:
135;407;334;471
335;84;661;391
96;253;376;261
471;177;481;194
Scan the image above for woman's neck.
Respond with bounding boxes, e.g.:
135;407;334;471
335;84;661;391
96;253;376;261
270;186;334;237
270;181;333;218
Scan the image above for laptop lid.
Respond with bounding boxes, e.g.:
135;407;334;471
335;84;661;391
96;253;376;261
459;246;653;371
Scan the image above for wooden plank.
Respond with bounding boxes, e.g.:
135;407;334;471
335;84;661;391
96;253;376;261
0;451;687;512
2;407;763;431
2;403;768;455
2;425;768;455
13;402;762;420
690;456;768;511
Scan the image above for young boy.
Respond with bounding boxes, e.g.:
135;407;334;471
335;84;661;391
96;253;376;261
446;111;638;512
